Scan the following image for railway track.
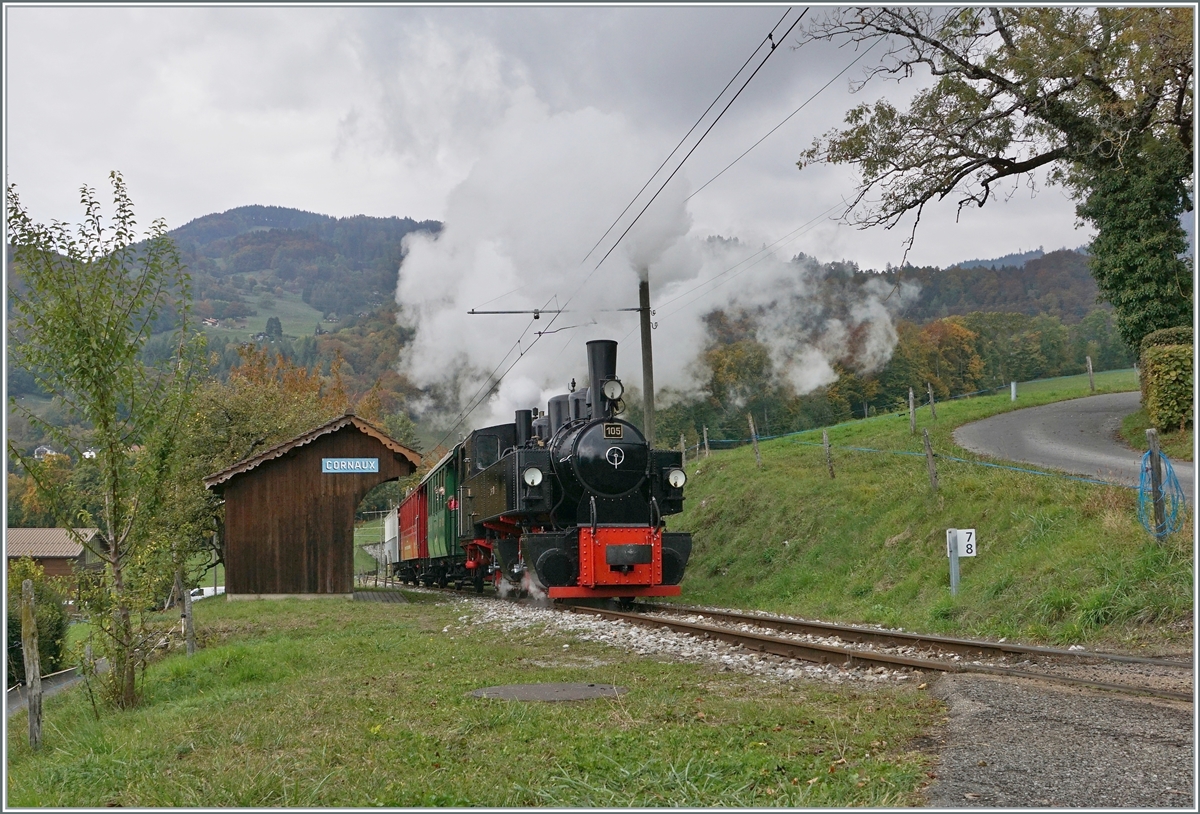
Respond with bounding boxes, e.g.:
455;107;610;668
566;604;1193;703
376;583;1192;702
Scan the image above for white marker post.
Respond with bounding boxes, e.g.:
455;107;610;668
947;528;978;596
1010;381;1017;401
947;529;960;596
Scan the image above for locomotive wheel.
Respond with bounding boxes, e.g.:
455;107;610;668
437;573;447;589
617;597;635;611
473;574;484;593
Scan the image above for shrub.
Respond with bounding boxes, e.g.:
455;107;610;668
5;558;70;687
1142;344;1193;431
1140;325;1194;354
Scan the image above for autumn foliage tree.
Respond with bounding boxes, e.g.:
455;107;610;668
798;7;1193;348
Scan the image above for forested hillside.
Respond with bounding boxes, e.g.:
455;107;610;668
8;206;1127;465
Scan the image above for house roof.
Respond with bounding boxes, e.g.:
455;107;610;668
6;528;98;559
203;412;422;490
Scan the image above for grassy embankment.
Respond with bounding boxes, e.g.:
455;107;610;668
674;369;1193;648
7;595;939;807
1119;408;1194;462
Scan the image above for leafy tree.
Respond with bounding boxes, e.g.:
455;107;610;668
265;315;283;339
6;559;69;688
6;172;202;708
798;7;1193;346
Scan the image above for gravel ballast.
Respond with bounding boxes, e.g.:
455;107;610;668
447;593;1196;808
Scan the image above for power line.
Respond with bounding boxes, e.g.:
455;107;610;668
579;6;794;267
590;8;809;274
685;36;883;203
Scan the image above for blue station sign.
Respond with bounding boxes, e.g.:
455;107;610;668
322;457;379;474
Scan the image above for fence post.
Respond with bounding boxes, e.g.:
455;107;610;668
1010;381;1017;401
21;579;42;750
927;382;937;419
747;413;763;469
183;578;196;656
703;426;710;458
1086;356;1095;392
909;388;916;434
1146;429;1167;540
823;430;834;479
680;434;687;469
923;429;939;492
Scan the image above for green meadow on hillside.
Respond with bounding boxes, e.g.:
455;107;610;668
672;370;1193;648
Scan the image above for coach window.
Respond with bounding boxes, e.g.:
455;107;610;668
475;435;500;470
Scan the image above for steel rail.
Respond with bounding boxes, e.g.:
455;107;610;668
633;602;1193;669
569;606;1193;703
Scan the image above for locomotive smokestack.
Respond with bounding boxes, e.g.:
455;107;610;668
586;339;618;419
515;409;532;447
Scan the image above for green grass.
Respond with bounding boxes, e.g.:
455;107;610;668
674;369;1193;648
1120;407;1194;462
198;288;326;344
6;598;939;807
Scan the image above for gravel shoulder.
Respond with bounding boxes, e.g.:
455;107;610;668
927;674;1194;807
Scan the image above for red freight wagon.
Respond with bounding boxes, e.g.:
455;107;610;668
399;488;427;561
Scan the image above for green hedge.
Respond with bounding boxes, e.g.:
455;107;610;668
1140;325;1194;354
1143;344;1194;432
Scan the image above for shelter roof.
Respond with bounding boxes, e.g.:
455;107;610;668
203;412;422;490
6;528;98;559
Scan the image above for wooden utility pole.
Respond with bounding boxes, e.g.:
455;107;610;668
1086;356;1095;392
823;430;834;479
923;429;939;492
20;579;42;750
909;388;916;434
927;382;937;419
702;426;710;458
1146;429;1167;540
638;276;656;447
680;434;687;469
747;413;763;469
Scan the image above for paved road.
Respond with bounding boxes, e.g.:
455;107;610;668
953;391;1194;503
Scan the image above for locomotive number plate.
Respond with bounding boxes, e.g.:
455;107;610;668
603;423;623;439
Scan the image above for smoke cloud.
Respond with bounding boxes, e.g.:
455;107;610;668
393;26;916;432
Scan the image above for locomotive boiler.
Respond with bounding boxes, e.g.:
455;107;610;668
394;339;692;601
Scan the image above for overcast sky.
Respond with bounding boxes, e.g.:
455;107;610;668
5;4;1090;273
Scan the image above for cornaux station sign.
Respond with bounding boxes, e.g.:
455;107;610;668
321;458;380;473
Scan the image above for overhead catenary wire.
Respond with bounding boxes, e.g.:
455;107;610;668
590;8;809;274
578;6;795;268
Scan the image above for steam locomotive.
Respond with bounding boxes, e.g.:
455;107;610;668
393;339;692;601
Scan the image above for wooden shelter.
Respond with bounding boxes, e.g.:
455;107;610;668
5;528;102;578
204;413;420;599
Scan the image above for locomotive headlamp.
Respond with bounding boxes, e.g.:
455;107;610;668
601;378;624;400
522;467;544;487
667;468;687;488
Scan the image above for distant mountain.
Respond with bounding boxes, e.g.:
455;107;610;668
169;205;441;322
953;246;1047;270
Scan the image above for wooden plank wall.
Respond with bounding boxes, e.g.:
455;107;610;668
223;426;415;595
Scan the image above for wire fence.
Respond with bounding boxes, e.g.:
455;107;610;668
672;370;1148;491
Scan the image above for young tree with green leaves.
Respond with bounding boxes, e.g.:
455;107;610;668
6;172;203;708
797;7;1193;349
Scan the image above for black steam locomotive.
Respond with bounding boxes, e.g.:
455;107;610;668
394;339;692;600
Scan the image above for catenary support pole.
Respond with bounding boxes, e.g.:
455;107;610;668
638;277;656;447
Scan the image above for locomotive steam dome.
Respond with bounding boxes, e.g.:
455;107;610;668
558;418;648;497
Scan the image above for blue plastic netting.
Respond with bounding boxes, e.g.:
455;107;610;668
1137;451;1186;536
